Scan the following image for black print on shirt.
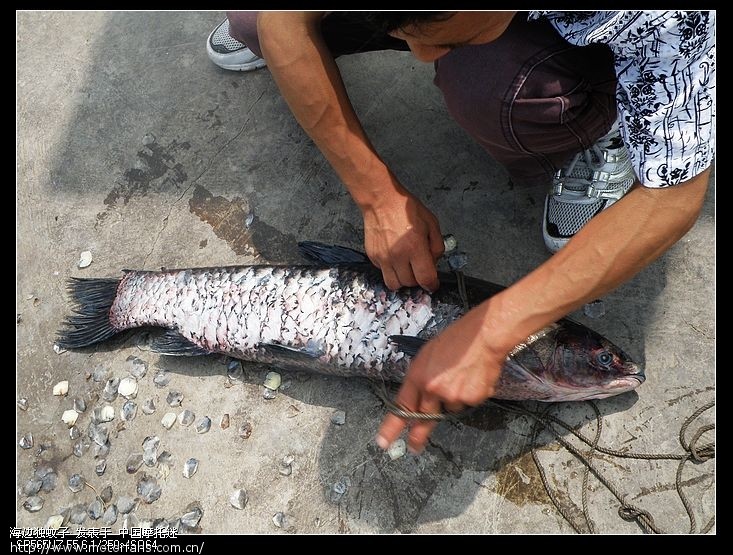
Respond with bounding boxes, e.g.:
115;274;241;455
531;11;715;187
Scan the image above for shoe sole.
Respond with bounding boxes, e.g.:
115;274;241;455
211;57;267;71
206;32;267;72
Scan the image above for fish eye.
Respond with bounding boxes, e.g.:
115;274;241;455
596;351;613;367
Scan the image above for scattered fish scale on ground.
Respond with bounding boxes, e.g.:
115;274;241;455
17;241;655;533
195;416;211;434
95;459;107;477
19;352;243;531
178;409;195;427
127;356;148;379
18;433;33;450
141;398;156;414
121;400;137;421
16;258;711;534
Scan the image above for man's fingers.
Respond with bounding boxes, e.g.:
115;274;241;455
394;262;418;289
410;252;439;293
463;371;496;406
380;265;402;291
406;395;442;454
428;226;445;261
407;421;440;454
377;385;441;455
376;413;408;450
376;381;420;449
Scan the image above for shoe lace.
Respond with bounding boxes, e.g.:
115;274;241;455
558;145;607;192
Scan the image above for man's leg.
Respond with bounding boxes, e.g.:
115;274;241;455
212;12;409;70
434;13;633;252
434;13;619;188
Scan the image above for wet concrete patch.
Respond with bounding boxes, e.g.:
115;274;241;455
188;184;253;256
492;450;588;530
106;139;190;207
493;451;548;506
188;184;300;262
96;139;190;227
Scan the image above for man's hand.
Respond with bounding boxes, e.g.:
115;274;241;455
361;182;444;292
377;301;503;454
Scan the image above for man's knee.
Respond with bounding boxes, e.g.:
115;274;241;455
226;11;262;58
432;16;618;186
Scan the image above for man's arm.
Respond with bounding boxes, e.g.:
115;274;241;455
377;168;711;453
257;12;444;291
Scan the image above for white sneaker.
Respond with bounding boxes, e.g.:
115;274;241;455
542;122;636;253
206;19;267;72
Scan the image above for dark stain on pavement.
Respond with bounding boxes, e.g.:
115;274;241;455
665;386;715;407
188;184;300;262
196;105;222;130
493;450;548;506
97;139;190;227
188;184;254;256
631;473;713;500
492;450;587;530
106;140;190;207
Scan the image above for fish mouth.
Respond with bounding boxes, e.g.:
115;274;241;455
591;371;645;399
535;372;646;402
626;362;646;385
607;374;645;393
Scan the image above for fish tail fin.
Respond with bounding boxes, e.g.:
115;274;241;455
56;277;122;349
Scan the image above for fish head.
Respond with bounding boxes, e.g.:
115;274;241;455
508;320;645;402
546;320;645;400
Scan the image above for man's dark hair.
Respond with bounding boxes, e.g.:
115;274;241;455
362;12;454;34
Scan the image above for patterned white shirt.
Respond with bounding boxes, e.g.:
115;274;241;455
529;11;715;187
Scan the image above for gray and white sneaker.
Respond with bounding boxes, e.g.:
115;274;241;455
207;19;267;72
542;122;636;253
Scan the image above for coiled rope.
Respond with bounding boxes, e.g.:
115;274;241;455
490;399;715;534
374;381;715;534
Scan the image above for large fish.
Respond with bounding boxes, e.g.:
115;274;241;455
56;242;644;401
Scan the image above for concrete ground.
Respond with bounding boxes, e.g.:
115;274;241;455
16;12;715;534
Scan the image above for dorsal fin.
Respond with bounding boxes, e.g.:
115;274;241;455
297;241;370;265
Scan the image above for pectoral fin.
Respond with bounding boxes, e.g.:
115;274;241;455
260;341;324;360
259;342;327;373
149;329;210;356
389;335;427;357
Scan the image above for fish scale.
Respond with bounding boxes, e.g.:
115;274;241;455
110;266;432;379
